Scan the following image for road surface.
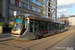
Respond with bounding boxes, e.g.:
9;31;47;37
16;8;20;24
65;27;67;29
0;33;11;38
0;28;75;50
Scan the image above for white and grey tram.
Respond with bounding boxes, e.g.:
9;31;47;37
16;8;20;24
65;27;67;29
11;14;65;40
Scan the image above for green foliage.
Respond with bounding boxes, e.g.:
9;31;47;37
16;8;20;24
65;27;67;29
9;25;13;28
0;22;7;27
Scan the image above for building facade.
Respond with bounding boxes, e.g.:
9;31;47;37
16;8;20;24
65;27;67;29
1;0;57;24
68;16;75;27
59;17;69;27
0;0;9;24
47;0;57;20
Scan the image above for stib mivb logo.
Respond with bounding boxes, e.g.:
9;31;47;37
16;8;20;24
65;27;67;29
54;47;74;50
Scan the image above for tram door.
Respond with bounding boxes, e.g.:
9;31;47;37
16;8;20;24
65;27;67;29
30;20;35;39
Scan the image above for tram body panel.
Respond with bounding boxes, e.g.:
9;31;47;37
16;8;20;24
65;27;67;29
11;14;65;40
34;31;40;36
48;30;54;35
29;20;35;39
11;18;35;40
55;29;58;33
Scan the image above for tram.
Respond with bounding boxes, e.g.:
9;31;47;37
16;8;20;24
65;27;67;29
11;14;65;40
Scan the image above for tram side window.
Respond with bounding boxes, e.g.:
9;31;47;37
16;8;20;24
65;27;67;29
57;24;58;29
48;24;50;30
59;24;61;29
62;24;65;29
25;20;27;29
55;23;56;29
55;23;58;29
30;21;34;32
51;23;54;30
52;23;54;30
35;21;39;31
57;24;59;29
60;24;62;29
58;24;60;29
49;23;54;30
62;24;63;29
45;22;48;30
40;22;45;30
48;23;52;30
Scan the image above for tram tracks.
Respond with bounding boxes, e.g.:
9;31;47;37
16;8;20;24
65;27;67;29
0;39;32;49
45;33;73;50
22;30;74;50
0;40;23;48
0;30;74;50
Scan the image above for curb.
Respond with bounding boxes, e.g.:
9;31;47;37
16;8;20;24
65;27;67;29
0;37;14;42
0;33;10;35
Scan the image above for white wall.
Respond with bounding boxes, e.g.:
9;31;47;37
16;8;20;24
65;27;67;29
68;17;75;26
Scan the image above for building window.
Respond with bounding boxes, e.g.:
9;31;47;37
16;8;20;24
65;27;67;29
51;0;53;2
45;0;48;4
36;8;41;12
28;0;43;6
9;9;14;21
17;11;20;15
51;4;55;8
48;13;50;17
20;2;28;9
48;3;50;7
51;9;53;12
54;1;55;4
42;0;44;1
15;0;19;6
9;0;19;6
9;9;14;16
41;10;43;13
36;1;43;6
29;5;33;10
10;0;15;5
51;14;52;17
33;7;41;13
21;2;24;8
48;8;50;12
49;0;50;1
24;3;28;9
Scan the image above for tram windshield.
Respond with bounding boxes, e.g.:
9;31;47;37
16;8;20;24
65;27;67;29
12;15;24;31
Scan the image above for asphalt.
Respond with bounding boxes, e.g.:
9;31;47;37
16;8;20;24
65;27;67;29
0;33;13;42
0;28;74;50
0;33;11;38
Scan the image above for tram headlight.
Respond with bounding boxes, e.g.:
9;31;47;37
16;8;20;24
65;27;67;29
18;31;20;33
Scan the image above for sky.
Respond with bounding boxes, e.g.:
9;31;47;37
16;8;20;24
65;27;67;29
57;0;75;18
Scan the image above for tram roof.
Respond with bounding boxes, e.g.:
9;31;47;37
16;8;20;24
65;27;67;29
54;20;64;24
19;14;64;24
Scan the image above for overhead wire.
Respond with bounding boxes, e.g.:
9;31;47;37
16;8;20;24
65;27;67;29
59;0;73;13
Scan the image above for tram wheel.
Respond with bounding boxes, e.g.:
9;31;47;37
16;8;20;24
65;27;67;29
42;35;45;38
36;36;40;39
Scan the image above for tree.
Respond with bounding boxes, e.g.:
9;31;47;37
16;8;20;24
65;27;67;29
60;14;66;17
